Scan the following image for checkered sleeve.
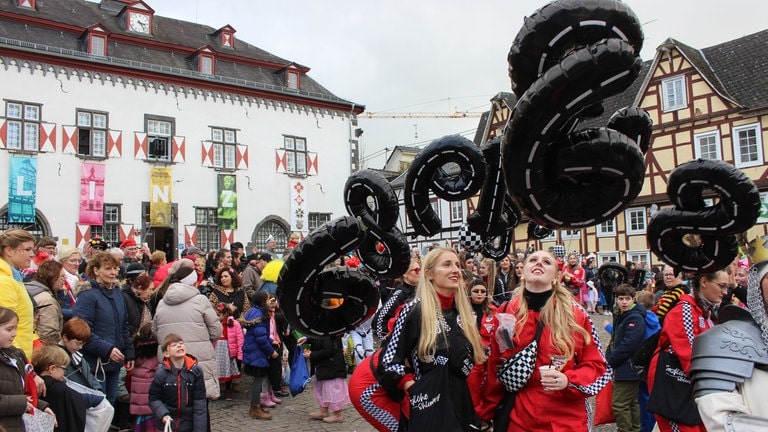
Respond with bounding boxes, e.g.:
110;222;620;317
373;288;407;340
377;300;419;394
562;303;612;397
665;300;697;374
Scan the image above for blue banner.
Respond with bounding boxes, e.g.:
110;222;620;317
8;156;37;223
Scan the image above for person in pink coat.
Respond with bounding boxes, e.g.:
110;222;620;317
130;322;160;432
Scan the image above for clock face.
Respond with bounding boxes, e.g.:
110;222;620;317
129;13;149;33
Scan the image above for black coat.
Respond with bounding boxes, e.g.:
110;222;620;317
40;376;87;432
308;336;347;381
149;355;207;432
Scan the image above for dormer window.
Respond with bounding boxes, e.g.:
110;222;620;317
18;0;35;9
90;34;107;56
189;47;216;76
200;55;214;75
212;25;236;49
287;70;299;90
83;25;109;57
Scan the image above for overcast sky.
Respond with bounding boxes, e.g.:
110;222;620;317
151;0;767;168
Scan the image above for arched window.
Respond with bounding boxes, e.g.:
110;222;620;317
0;206;51;238
252;217;289;255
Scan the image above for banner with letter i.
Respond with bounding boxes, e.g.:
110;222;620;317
79;163;105;225
150;168;172;227
8;156;37;223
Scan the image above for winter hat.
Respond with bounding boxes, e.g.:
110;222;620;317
125;263;146;279
168;258;195;283
120;238;137;249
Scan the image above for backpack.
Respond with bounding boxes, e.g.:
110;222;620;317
628;330;660;378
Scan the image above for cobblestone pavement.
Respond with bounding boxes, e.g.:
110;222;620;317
210;312;619;432
210;379;376;432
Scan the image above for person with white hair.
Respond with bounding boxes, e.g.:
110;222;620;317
690;237;768;431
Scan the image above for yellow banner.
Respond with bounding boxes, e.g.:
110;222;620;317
150;168;172;227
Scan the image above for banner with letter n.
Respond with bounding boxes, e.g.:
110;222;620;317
149;167;172;227
217;174;238;229
79;162;105;225
8;156;37;223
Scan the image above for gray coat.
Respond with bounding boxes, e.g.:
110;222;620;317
152;282;222;399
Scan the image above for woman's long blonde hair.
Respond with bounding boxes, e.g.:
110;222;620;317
513;251;591;359
416;248;486;364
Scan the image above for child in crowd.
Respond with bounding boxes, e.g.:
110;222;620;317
33;345;89;432
605;284;646;432
305;334;350;423
0;307;54;431
266;294;288;403
215;302;243;401
634;290;661;432
242;290;279;420
58;317;114;432
131;322;159;432
149;334;208;432
587;280;599;314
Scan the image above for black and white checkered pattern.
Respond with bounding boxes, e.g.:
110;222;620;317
458;224;484;253
497;340;539;393
571;303;613;397
361;382;399;432
682;301;695;346
379;300;415;378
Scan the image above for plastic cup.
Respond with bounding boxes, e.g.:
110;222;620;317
539;365;556;393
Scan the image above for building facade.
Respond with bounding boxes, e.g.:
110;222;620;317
0;0;363;258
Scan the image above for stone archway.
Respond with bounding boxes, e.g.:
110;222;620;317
250;216;290;255
0;205;52;238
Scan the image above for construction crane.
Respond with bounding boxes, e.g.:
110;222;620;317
361;111;484;119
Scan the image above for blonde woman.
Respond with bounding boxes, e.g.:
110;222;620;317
482;250;610;431
378;248;486;431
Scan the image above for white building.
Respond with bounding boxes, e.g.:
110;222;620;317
0;0;363;258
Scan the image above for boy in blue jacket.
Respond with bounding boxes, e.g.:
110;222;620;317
149;334;207;432
605;284;646;432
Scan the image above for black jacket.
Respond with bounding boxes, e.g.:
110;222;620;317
606;303;647;381
307;336;347;381
149;355;207;432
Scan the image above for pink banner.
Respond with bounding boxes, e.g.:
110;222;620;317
79;163;105;225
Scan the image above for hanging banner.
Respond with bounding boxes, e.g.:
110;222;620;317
79;163;105;225
217;174;238;229
8;156;37;223
290;179;307;235
149;168;172;227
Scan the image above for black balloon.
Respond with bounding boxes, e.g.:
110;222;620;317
277;216;380;337
404;135;485;238
597;262;629;288
344;169;410;277
527;221;553;240
647;159;761;272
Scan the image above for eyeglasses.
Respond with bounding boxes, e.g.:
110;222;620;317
471;289;487;294
54;365;67;371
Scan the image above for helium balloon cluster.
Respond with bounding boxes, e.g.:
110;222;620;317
277;0;762;337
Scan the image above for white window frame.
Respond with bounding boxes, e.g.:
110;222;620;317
693;130;721;160
732;123;764;168
626;250;651;267
146;118;173;162
200;55;214;75
625;207;647;235
661;75;687;112
596;218;616;237
5;101;40;151
283;136;307;175
76;110;108;158
211;127;237;170
597;252;620;265
449;200;463;223
561;229;581;241
90;34;106;57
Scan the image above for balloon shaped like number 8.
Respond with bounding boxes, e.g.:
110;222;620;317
647;159;762;272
